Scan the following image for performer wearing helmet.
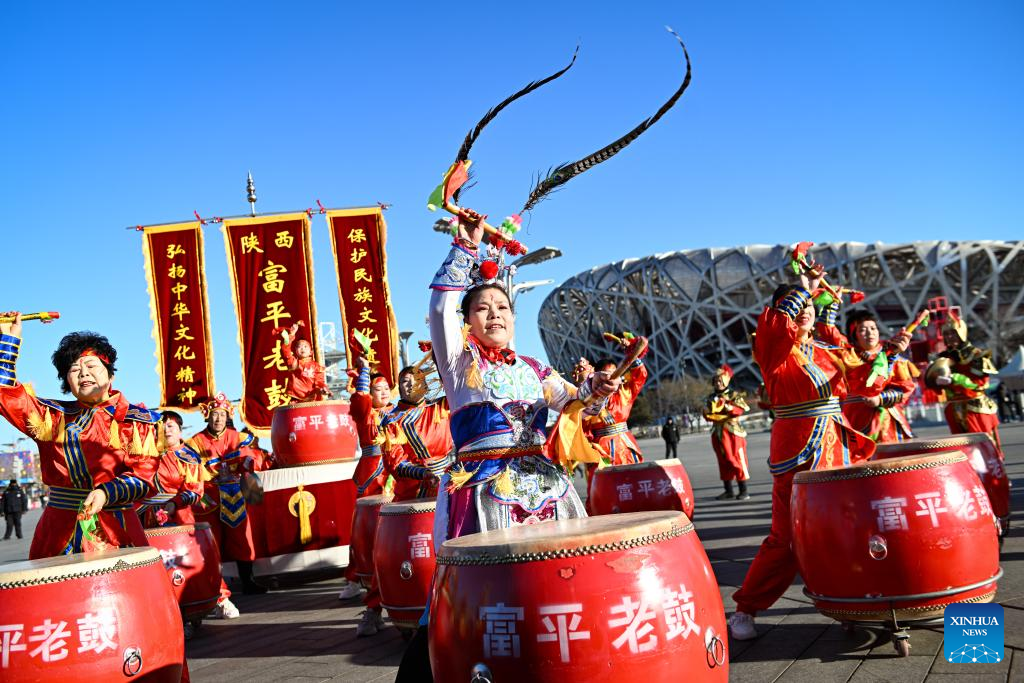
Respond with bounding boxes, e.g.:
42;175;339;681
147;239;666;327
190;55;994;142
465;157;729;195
727;264;875;641
828;309;916;443
277;322;331;403
381;362;451;503
932;312;1009;531
0;313;161;558
580;344;649;466
188;393;268;617
135;411;205;527
703;365;751;500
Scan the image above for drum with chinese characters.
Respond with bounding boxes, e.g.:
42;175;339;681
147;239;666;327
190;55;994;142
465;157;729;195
373;500;437;630
0;547;184;682
350;494;392;586
144;523;222;621
429;511;728;682
589;460;694;519
270;400;359;467
792;452;1001;623
874;433;1010;527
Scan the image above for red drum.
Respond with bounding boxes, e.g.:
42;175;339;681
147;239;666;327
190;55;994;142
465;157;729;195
270;400;359;467
246;462;359;578
792;452;1001;622
350;494;392;586
144;522;222;620
0;547;184;682
374;500;437;629
429;511;728;682
874;433;1010;524
589;460;695;519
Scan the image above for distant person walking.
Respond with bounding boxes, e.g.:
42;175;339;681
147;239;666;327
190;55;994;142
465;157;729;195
661;417;680;460
3;479;29;540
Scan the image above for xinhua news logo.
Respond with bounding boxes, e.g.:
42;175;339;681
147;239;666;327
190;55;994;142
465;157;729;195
944;603;1004;663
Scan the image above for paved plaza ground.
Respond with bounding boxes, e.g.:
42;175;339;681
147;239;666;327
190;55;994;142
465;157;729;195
2;421;1022;682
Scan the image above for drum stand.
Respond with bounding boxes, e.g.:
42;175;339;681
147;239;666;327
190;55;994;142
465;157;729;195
838;609;943;657
806;567;1003;658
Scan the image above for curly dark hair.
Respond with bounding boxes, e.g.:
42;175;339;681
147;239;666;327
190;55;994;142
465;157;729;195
845;309;880;339
51;331;117;394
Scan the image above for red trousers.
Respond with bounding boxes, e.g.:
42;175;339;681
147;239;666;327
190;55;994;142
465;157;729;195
732;467;803;615
711;430;750;482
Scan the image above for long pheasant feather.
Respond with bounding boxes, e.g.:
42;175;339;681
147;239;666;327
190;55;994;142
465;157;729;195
521;27;692;213
452;46;580;204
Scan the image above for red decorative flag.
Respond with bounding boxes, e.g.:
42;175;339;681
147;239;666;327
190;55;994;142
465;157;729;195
223;213;320;434
326;207;399;387
142;221;216;410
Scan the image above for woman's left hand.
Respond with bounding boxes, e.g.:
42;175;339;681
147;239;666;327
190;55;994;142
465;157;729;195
592;370;623;398
82;488;108;516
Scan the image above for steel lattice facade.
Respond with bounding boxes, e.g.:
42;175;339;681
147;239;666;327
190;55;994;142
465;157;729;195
538;241;1024;387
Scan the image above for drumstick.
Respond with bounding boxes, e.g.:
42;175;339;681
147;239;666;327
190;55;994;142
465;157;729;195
582;337;648;406
0;311;60;324
904;310;930;335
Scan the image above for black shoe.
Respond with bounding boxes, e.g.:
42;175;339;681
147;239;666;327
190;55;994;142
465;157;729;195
734;493;751;501
715;491;735;500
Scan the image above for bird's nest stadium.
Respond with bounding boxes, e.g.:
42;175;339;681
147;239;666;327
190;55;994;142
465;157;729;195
538;241;1024;387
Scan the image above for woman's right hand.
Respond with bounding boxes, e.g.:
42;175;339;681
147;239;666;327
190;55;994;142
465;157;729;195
456;208;486;247
799;260;826;293
0;312;22;338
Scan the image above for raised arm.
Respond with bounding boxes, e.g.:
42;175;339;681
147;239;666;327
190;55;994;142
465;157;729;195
429;241;478;397
754;286;812;375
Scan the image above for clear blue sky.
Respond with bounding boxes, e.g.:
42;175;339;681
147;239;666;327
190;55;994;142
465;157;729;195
1;1;1021;446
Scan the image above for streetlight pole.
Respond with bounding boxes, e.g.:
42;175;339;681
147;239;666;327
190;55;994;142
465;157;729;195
399;331;414;368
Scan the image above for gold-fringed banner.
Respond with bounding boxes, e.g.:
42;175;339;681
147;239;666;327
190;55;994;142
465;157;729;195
223;213;319;434
326;208;399;387
142;221;216;410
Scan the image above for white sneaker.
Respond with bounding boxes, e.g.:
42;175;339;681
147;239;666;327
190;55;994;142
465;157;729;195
213;598;240;620
337;581;364;600
356;609;386;637
727;611;757;640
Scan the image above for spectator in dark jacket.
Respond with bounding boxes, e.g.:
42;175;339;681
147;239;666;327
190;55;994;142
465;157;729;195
661;417;680;460
3;479;29;540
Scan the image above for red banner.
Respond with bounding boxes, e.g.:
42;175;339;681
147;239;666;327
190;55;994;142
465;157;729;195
326;208;399;386
223;214;320;434
142;222;216;410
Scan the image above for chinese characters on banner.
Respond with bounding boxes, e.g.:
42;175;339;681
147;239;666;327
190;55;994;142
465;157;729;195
223;214;320;434
326;208;399;387
142;222;216;410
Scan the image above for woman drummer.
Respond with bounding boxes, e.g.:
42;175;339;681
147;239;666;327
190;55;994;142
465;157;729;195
428;210;621;539
0;312;162;558
827;309;916;443
727;265;876;641
135;411;205;528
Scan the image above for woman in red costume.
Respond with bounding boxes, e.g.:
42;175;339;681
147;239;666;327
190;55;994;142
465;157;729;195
0;313;161;558
703;364;751;500
135;411;205;528
727;265;875;641
337;354;395;634
831;310;916;443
